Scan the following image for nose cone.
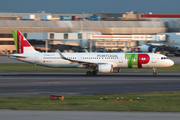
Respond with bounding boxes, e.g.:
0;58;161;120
168;60;174;67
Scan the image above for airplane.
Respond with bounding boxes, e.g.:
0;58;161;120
140;33;180;56
9;30;174;76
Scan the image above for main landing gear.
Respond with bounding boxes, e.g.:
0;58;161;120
86;71;97;76
153;68;157;76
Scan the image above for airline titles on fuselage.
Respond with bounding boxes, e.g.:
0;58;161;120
97;54;118;59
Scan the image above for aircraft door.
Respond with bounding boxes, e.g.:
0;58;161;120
119;55;123;63
151;55;156;63
35;53;39;63
78;55;82;60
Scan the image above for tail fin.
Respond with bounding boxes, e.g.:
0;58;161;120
84;48;88;53
12;30;37;53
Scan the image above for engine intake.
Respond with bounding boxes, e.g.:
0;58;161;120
140;45;159;52
98;64;113;73
140;45;153;52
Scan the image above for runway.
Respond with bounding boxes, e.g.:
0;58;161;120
0;72;180;97
1;110;180;120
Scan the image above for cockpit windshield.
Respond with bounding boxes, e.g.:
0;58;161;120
161;57;168;60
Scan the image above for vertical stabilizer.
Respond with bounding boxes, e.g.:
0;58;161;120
12;30;37;53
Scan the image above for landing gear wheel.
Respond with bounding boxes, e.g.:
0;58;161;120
86;71;91;76
153;68;157;76
92;71;97;76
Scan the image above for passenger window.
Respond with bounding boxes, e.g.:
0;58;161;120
64;33;68;39
50;33;54;39
78;33;82;39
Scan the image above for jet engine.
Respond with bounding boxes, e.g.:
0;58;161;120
140;45;153;52
98;64;113;73
140;45;158;52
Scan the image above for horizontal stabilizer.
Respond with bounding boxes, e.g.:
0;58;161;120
9;54;26;59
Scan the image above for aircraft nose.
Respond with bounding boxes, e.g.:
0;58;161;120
169;60;174;67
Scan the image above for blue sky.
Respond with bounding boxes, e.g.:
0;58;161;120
0;0;180;14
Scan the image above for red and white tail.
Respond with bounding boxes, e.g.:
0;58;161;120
12;30;37;53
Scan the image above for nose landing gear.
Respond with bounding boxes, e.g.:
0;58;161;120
153;68;157;76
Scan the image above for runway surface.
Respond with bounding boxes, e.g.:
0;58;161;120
0;72;180;97
1;110;180;120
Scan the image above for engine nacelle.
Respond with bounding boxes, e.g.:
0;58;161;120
141;45;160;52
98;64;113;73
140;45;153;52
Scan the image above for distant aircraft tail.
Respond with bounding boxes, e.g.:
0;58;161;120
12;30;37;53
84;48;88;53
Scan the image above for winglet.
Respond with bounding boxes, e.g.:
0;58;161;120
57;49;67;59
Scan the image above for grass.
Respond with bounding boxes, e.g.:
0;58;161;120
0;91;180;111
0;63;86;73
0;63;180;73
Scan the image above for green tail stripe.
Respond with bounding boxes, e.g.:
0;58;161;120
84;48;88;53
12;30;17;51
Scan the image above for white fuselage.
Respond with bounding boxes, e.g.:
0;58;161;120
10;52;174;69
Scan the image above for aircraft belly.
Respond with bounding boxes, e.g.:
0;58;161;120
42;64;78;68
118;62;128;68
39;59;78;68
141;62;162;68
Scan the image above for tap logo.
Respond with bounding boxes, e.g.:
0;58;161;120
17;31;31;53
138;54;150;68
125;54;150;68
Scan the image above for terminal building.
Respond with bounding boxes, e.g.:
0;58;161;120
0;12;180;55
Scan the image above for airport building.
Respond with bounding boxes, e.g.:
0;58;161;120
0;12;180;55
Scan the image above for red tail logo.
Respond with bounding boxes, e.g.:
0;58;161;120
17;31;31;53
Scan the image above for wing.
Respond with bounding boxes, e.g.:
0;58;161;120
148;43;180;50
148;43;165;46
57;49;107;67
